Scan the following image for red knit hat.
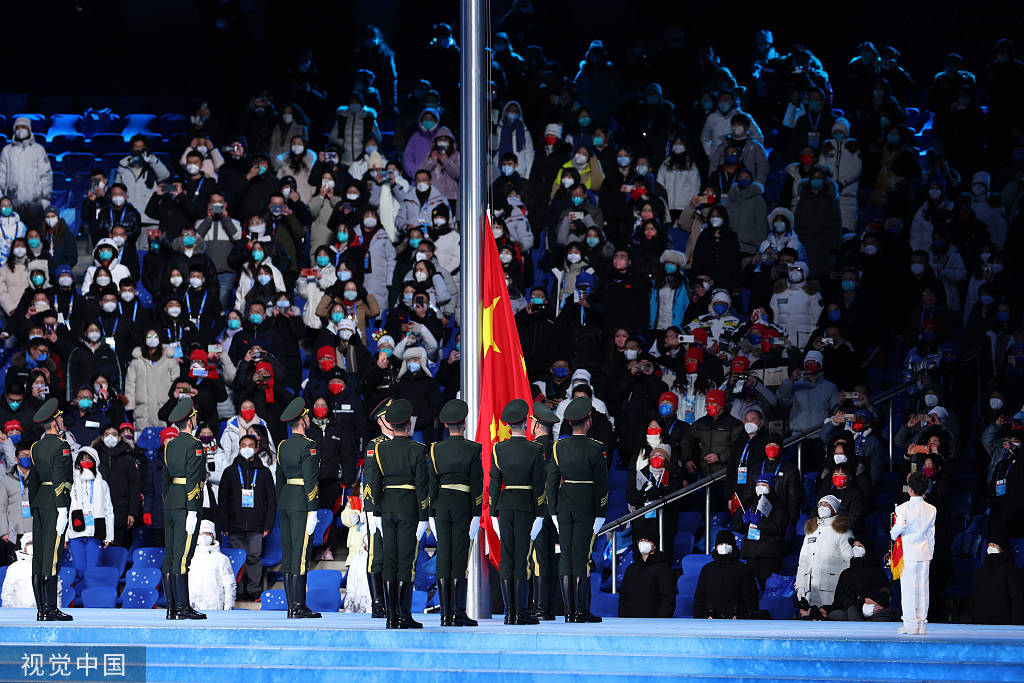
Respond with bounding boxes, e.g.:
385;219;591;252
160;426;178;445
691;328;708;344
684;347;704;364
658;391;679;409
3;420;21;432
118;422;134;433
706;389;726;406
731;356;750;371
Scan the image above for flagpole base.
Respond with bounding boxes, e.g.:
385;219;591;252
467;537;492;620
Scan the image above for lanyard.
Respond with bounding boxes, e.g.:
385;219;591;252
100;316;118;338
119;300;137;323
109;208;127;225
166;323;181;342
18;470;25;496
55;293;75;319
761;457;783;479
807;110;822;132
187;290;208;319
193;177;205;198
739;441;751;467
238;465;257;488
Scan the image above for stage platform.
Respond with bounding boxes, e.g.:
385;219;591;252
0;609;1022;682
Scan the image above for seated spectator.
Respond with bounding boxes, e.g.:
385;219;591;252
825;541;893;621
692;529;760;618
188;519;237;611
971;536;1024;625
797;495;854;613
618;537;676;618
1;534;63;608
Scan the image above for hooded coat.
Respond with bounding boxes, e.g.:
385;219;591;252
402;108;442;177
727;181;768;254
493;101;535;178
0;117;51;208
692;531;760;618
420;126;461;200
796;514;854;607
124;345;181;431
187;540;236;610
618;548;677;617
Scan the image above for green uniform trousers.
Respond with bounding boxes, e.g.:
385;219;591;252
162;509;199;575
498;509;534;581
434;508;471;580
280;509;313;575
556;509;596;577
31;506;63;577
381;513;418;582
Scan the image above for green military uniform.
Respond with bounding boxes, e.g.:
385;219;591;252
364;397;392;618
529;402;559;620
489;399;546;625
162;397;207;619
28;399;73;621
428;399;483;626
275;397;322;618
362;399;430;628
545;397;608;623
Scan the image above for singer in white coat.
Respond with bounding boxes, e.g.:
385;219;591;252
890;472;936;634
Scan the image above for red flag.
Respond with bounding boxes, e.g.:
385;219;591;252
728;493;744;517
475;214;534;568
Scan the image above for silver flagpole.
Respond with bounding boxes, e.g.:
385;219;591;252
460;0;490;620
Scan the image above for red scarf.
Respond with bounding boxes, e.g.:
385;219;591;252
255;361;275;403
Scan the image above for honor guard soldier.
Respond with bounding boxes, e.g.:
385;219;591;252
489;399;547;625
363;399;430;629
545;396;608;623
28;398;73;621
528;401;559;621
162;396;207;620
364;398;393;618
428;399;483;627
276;397;322;618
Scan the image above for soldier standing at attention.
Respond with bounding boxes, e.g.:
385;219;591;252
529;402;560;621
428;399;483;627
28;398;73;621
364;398;393;619
546;396;608;624
363;399;430;629
162;397;207;620
489;399;546;625
276;397;322;619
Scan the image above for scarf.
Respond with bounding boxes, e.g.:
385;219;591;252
256;361;275;404
498;117;526;157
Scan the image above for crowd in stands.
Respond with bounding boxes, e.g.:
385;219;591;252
0;18;1023;623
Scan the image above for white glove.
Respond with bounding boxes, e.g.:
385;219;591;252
468;516;480;541
306;511;318;536
416;520;429;541
530;516;544;541
552;517;560;534
490;516;501;540
428;517;437;539
186;511;198;535
367;512;382;536
56;507;68;535
592;517;606;535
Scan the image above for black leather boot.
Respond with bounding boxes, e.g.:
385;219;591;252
397;581;422;629
531;575;554;620
282;572;292;614
384;580;400;629
44;576;72;621
437;578;454;626
368;572;386;618
451;578;477;626
515;579;538;625
574;576;601;623
500;578;516;625
32;575;46;621
163;572;177;620
288;574;321;618
174;575;207;620
559;576;576;623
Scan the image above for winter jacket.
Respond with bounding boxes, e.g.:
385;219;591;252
493;101;535;178
0;212;26;265
793;179;842;277
395;185;450;231
700;107;764;155
710;137;769;186
0;259;30;315
187;541;236;610
0;118;51;207
308;411;363;487
308;194;341;251
776;372;839;435
552;158;605;197
690;227;741;293
124;346;180;431
402;109;441;176
268;120;307;162
220;414;272;463
68;470;115;544
929;245;968;312
796;515;854;607
194;215;244;274
649;281;688;331
818;137;861;231
829;556;890;612
656;160;701;212
684;413;745;478
219;455;276;533
114;155;170;223
910;199;951;253
2;552;62;607
759;208;808;262
726;181;768;254
361;226;397;311
66;339;123;399
618;550;677;618
770;280;823;345
692;541;760;618
274;149;317;203
0;466;31;539
296;266;337;330
330;107;381;166
972;551;1024;625
420;126;461;201
97;447;142;528
733;455;801;558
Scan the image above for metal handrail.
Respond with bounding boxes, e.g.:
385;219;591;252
599;470;726;535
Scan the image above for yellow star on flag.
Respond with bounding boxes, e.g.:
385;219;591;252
490;416;511;443
482;295;502;357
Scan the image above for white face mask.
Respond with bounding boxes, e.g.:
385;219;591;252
924;393;939;408
33;300;48;311
833;453;847;464
14;128;29;140
646;434;660;447
637;541;654;555
624;349;638;360
987;545;1001;555
744;422;758;435
671;144;686;154
773;220;788;233
112;236;125;248
433;217;447;226
364;217;377;228
111;195;126;207
710;217;724;228
566;252;582;264
732;125;746;137
991;397;1005;411
339;330;354;341
58;276;73;287
45;216;59;228
145;336;160;348
851;545;866;558
170;276;183;287
928;188;943;200
788;269;804;283
240;447;255;459
196;145;208;155
416;182;430;193
103;434;119;448
198;534;214;546
96;276;111;287
818;505;833;519
499;252;513;264
862;602;876;618
716;543;732;555
561;176;574;188
167;306;181;318
573;153;588;166
346;192;359;201
291;145;305;156
102;301;117;313
12;247;26;258
86;330;102;343
190;277;203;289
755;484;770;496
414;271;428;282
282;113;294;124
185;164;200;175
249;222;265;234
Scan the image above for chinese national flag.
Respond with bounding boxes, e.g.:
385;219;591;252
475;214;534;568
890;512;904;580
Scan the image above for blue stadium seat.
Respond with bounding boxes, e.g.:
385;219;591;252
60;585;75;608
81;586;117;608
710;511;729;528
307;569;343;593
98;546;128;575
878;472;902;495
411;589;427;613
312;509;333;547
260;589;287;610
306;588;342;613
760;593;794;620
121;587;157;609
1011;538;1024;568
677;510;701;533
591;590;618;618
47;113;83;140
59;152;96;177
673;593;693;618
158;113;189;138
84;566;121;590
132;547;165;569
124;568;161;589
222;547;246;581
58;566;77;592
0;566;7;605
90;133;125;156
261;521;282;568
795;513;810;537
121;114;159;140
48;134;85;154
780;554;798;576
672;531;694;560
943;557;978;599
82;111;121;138
680;553;712;578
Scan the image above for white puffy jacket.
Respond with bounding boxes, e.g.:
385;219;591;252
220;415;272;463
296;266;337;330
656;161;702;212
114;155;170;224
124;346;181;431
770;280;823;345
930;245;968;311
796;515;854;606
68;470;114;544
700;107;764;155
2;552;62;608
188;541;236;610
0;120;52;207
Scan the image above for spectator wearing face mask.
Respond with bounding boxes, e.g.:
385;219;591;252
403;109;443;179
115;136;170;227
220;401;270;463
219;434;276;601
66;323;122;404
823;408;886;489
0;197;26;266
308;393;362;505
188;519;237;611
81;239;132;293
690;208;742;294
683;388;744;486
393;346;442;443
0;448;34;563
0;118;52;229
700;90;765;157
1;534;64;607
971;535;1024;625
989;422;1024;539
692;529;760;618
793;166;841;276
726;170;767;257
796;495;854;611
777;350;839;437
628;440;684;549
617;536;676;618
93;426;142;549
67;448;115;581
330;93;381;166
124;329;179;431
826;544;895;621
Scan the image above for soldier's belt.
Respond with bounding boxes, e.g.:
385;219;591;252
563;480;594;485
286;478;305;485
41;481;53;486
503;485;532;490
441;484;471;492
386;484;416;490
171;478;187;485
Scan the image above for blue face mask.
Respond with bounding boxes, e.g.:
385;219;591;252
827;309;842;322
249;313;263;325
17;456;31;468
980;294;994;306
227;318;241;330
713;302;729;316
316;255;330;267
724;154;739;165
586;236;600;248
403;293;413;304
664;263;678;274
806;100;823;112
9;433;20;445
252;250;265;262
718;101;732;114
31;274;44;286
810;177;824;190
571;196;584;207
592;136;604;147
701;99;713;112
337;231;349;243
183;235;196;247
409;238;422;249
331;311;344;323
407;361;421;373
36;352;47;362
530;296;545;305
998;310;1011;323
658;403;674;417
383;348;393;358
422;120;436;132
887;133;900;145
552;366;569;378
27;238;41;249
78;398;93;409
0;206;12;217
737;178;752;189
7;400;20;411
99;249;113;261
578;117;591;128
841;280;855;291
456;342;461;351
749;333;762;345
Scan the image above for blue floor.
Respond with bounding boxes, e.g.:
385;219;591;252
1;610;1023;682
